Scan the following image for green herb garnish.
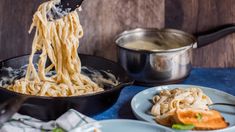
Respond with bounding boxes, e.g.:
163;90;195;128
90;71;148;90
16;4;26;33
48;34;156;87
52;128;64;132
196;113;203;122
172;124;195;130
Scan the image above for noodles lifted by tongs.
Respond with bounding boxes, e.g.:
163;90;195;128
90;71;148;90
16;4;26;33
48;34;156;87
7;0;103;96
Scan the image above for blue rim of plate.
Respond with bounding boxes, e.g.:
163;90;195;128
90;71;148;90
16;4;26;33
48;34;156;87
71;119;173;132
131;84;235;132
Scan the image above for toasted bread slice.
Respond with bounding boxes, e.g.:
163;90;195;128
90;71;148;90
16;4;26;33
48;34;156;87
174;109;229;130
155;115;173;127
155;111;175;127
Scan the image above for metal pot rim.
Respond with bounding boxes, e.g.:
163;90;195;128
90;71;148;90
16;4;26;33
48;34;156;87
115;28;197;53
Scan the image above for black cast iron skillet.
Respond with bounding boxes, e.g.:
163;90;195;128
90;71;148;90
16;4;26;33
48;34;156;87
0;54;133;125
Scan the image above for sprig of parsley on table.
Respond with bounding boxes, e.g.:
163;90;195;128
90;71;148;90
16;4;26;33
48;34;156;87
52;128;64;132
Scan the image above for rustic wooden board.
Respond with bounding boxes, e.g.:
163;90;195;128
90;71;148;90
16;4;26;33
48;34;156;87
0;0;47;60
166;0;235;67
78;0;165;60
0;0;235;67
0;0;164;61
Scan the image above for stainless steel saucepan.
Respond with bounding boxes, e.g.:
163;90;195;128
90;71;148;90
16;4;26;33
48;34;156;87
115;25;235;86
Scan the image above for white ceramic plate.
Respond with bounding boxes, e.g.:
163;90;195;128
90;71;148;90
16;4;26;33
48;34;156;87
131;84;235;132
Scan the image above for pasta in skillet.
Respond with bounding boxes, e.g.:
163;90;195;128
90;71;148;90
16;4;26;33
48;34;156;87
7;0;103;96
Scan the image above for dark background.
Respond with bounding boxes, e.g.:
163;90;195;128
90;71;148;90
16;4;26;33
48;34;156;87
0;0;234;67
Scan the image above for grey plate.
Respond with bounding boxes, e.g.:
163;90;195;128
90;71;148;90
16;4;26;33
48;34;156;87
131;84;235;132
71;119;172;132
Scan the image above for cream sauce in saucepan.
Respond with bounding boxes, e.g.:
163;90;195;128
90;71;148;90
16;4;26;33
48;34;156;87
122;32;194;51
123;40;185;51
123;40;165;50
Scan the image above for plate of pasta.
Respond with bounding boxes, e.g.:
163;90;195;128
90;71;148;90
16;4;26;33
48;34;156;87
131;84;235;131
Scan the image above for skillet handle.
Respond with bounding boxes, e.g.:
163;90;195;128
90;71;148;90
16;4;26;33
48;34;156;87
197;25;235;48
0;96;28;126
118;81;134;89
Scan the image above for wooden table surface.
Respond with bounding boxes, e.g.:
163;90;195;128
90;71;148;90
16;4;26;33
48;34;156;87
0;0;234;67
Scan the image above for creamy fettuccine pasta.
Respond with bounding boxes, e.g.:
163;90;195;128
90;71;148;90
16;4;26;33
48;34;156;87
151;88;213;118
7;0;104;96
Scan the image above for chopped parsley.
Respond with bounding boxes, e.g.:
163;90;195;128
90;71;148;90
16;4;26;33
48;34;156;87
196;113;203;122
172;124;195;130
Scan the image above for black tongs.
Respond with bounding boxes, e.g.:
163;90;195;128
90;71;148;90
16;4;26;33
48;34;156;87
48;0;84;21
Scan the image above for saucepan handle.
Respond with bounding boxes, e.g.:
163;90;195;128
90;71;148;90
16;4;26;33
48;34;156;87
197;25;235;48
0;96;28;126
